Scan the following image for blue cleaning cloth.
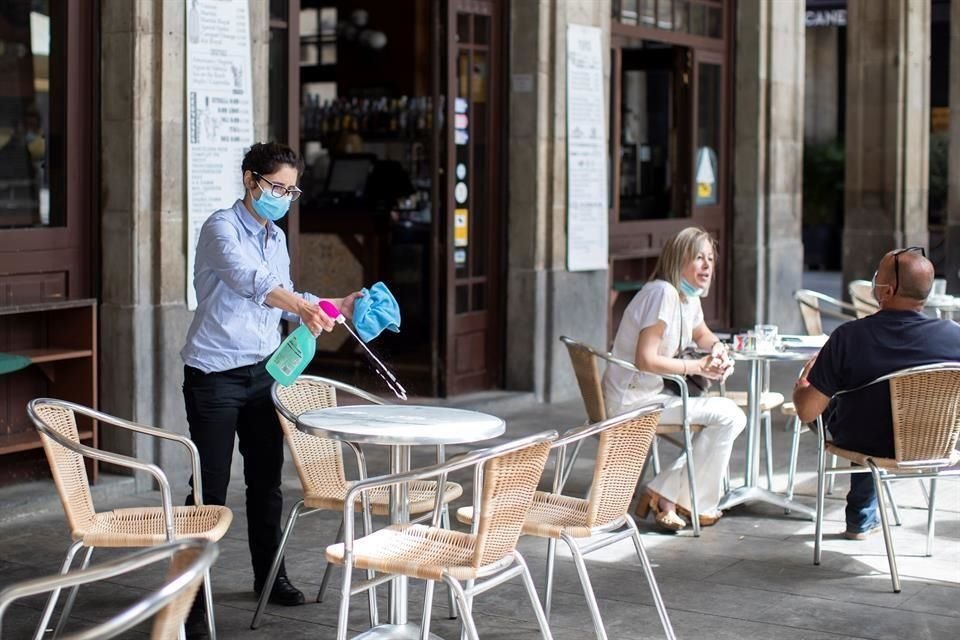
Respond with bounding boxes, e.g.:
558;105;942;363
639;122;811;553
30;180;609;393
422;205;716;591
353;282;401;342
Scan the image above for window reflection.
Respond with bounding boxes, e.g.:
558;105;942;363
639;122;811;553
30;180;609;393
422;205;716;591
0;0;55;228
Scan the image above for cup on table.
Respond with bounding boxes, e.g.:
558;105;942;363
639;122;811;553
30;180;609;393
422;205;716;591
754;324;779;353
933;278;947;297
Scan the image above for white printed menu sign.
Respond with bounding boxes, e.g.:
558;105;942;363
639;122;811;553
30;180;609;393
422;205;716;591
565;24;608;272
185;0;255;309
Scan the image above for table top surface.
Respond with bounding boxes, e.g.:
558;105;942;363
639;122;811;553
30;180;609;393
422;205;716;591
731;348;816;362
297;404;506;445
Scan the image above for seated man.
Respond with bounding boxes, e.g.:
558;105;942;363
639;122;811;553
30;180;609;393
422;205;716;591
793;248;960;539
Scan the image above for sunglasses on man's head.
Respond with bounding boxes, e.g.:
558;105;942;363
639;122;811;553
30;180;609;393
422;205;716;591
874;246;925;295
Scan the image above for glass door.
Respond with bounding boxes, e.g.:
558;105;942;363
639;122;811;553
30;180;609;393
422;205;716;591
440;0;503;395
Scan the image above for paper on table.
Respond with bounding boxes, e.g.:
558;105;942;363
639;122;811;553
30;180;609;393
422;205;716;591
779;335;829;349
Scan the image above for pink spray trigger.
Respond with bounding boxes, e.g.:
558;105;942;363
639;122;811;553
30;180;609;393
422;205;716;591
318;300;344;321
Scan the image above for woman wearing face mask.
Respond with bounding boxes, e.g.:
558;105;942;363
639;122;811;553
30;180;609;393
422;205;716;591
602;226;745;532
180;142;360;638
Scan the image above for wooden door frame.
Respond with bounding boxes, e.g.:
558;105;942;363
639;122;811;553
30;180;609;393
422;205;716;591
0;0;98;299
439;0;505;396
607;1;733;327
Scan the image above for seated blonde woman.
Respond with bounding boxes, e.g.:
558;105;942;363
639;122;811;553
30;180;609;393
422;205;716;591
602;227;746;531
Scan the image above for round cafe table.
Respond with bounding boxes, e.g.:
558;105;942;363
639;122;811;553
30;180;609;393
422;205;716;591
718;348;816;518
297;404;505;640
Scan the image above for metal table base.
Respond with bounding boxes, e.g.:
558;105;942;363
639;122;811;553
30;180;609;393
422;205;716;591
719;352;816;519
353;624;446;639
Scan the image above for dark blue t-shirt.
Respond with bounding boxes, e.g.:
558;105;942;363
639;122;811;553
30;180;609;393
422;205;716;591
807;310;960;457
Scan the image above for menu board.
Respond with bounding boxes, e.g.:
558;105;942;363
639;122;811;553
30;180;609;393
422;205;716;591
185;0;255;309
566;24;608;272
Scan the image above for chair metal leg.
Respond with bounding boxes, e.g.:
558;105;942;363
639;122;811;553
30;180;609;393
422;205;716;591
763;411;774;491
926;478;938;557
681;426;701;537
420;580;435;640
814;432;826;566
919;479;930;506
562;535;606;640
52;545;93;638
442;505;457;620
826;454;838;494
335;558;353;640
516;553;555;640
543;538;558;620
786;416;801;501
869;462;900;592
252;500;304;629
883;480;902;527
560;438;586;492
651;437;661;475
626;518;676;640
318;516;344;603
359;503;380;627
33;540;83;640
444;577;479;640
203;567;217;640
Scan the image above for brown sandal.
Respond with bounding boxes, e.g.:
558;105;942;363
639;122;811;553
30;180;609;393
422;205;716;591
676;505;723;527
635;491;687;531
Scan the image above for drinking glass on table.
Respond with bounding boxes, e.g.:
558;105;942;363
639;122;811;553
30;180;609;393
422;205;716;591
754;324;779;353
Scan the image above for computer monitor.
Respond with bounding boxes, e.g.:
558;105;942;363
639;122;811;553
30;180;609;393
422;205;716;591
324;154;375;199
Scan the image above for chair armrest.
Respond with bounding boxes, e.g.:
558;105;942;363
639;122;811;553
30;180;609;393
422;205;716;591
0;540;217;639
35;400;206;507
550;402;663;493
27;415;180;542
293;375;389;405
338;431;557;554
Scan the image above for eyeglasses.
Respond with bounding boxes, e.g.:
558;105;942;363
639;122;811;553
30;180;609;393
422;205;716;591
252;172;302;202
873;246;925;296
892;246;925;295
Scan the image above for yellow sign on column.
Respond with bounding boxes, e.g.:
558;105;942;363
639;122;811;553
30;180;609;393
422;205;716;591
454;208;469;247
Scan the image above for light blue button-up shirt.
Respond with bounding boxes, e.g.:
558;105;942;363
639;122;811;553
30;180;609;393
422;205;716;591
181;199;317;373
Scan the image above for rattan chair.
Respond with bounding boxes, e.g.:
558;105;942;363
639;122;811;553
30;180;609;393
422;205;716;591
251;375;463;629
27;399;233;640
848;280;879;318
0;539;217;640
560;336;708;536
782;289;862;500
457;404;675;640
325;431;558;640
794;289;858;336
813;363;960;593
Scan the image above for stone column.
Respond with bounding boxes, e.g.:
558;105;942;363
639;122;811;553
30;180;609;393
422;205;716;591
946;0;960;290
506;0;610;402
732;0;806;331
99;0;269;486
843;0;930;285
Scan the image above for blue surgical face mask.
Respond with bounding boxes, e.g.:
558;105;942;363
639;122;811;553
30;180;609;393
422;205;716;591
678;278;705;298
251;183;291;221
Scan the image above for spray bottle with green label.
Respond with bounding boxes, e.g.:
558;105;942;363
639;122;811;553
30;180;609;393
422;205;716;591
265;309;320;386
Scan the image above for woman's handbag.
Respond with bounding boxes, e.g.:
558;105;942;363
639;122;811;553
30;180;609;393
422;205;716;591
663;347;711;397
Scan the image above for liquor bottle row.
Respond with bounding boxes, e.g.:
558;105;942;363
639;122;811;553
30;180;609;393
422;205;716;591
302;95;445;139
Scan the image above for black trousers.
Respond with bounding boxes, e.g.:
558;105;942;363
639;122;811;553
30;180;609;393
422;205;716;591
183;361;286;584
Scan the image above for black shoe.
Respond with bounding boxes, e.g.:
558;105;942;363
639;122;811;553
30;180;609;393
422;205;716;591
255;575;305;606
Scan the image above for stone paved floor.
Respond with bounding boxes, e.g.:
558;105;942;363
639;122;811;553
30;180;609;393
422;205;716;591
1;361;958;639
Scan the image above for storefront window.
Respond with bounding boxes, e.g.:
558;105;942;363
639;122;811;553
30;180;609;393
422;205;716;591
0;0;60;229
613;0;724;41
